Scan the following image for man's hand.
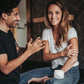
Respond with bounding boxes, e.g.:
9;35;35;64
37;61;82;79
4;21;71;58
28;76;49;84
27;37;45;55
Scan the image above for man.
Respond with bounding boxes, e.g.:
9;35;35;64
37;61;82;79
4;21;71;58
0;0;45;84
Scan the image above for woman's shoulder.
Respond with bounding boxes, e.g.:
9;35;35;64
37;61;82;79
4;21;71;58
68;27;78;41
43;28;52;31
68;27;77;32
42;28;52;40
43;28;52;33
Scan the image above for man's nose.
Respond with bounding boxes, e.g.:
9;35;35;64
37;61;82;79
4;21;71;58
17;15;21;21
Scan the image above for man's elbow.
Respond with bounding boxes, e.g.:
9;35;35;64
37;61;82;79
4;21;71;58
1;68;10;75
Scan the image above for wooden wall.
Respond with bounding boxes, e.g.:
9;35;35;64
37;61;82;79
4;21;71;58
26;0;84;68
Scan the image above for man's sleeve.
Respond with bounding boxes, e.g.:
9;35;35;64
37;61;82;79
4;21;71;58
0;41;7;54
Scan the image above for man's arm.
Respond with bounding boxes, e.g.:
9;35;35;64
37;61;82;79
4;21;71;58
0;37;45;74
15;42;20;53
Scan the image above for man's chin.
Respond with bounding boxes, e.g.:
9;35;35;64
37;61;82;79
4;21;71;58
9;27;16;29
9;25;17;29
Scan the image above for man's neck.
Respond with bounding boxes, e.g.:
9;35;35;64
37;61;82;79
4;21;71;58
0;23;9;33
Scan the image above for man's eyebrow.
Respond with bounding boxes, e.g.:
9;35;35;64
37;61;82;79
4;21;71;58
14;13;19;15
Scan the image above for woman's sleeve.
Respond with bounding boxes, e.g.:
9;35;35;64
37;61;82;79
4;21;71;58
67;28;78;41
42;29;48;40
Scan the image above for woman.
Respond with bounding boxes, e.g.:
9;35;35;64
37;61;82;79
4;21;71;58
28;0;79;84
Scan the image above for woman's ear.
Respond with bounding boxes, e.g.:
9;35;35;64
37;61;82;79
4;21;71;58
2;13;8;20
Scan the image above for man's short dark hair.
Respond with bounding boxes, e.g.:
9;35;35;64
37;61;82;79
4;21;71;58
0;0;21;18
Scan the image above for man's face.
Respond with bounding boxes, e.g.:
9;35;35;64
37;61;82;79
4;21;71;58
6;7;20;28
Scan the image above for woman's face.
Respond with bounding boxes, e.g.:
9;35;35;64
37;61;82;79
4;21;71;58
48;4;62;27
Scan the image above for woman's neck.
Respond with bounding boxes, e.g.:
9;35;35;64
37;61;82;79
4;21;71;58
52;26;58;33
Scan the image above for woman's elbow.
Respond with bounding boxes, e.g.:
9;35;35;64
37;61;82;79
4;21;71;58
43;56;48;61
71;55;78;64
43;54;49;62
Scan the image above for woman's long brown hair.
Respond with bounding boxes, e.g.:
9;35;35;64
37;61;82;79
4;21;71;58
44;0;72;47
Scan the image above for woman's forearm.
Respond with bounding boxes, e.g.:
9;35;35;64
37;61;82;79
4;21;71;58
43;51;63;61
61;55;78;73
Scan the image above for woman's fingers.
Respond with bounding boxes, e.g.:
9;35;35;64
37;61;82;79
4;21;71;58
70;49;78;54
68;49;78;58
67;44;72;49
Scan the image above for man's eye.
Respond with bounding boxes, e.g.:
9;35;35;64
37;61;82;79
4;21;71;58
14;13;18;16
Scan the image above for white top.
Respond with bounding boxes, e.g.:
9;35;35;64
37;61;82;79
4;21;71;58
42;27;79;69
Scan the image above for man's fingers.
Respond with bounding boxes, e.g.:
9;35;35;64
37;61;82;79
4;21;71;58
35;37;40;41
37;46;45;51
28;38;33;44
28;78;34;84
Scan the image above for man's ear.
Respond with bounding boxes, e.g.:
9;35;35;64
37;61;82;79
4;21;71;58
2;13;8;20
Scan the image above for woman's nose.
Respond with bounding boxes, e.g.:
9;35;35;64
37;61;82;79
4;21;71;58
52;13;56;18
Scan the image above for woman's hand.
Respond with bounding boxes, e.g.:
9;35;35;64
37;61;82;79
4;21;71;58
63;44;78;58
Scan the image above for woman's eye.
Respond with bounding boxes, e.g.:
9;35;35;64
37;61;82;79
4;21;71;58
55;11;59;14
48;11;52;14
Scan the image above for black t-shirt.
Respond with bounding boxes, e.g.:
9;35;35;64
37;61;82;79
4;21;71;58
0;30;20;84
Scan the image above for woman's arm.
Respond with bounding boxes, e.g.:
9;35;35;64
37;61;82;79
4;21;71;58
43;40;63;61
43;39;78;61
61;37;78;73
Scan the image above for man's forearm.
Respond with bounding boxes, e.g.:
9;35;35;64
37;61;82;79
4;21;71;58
1;50;31;74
